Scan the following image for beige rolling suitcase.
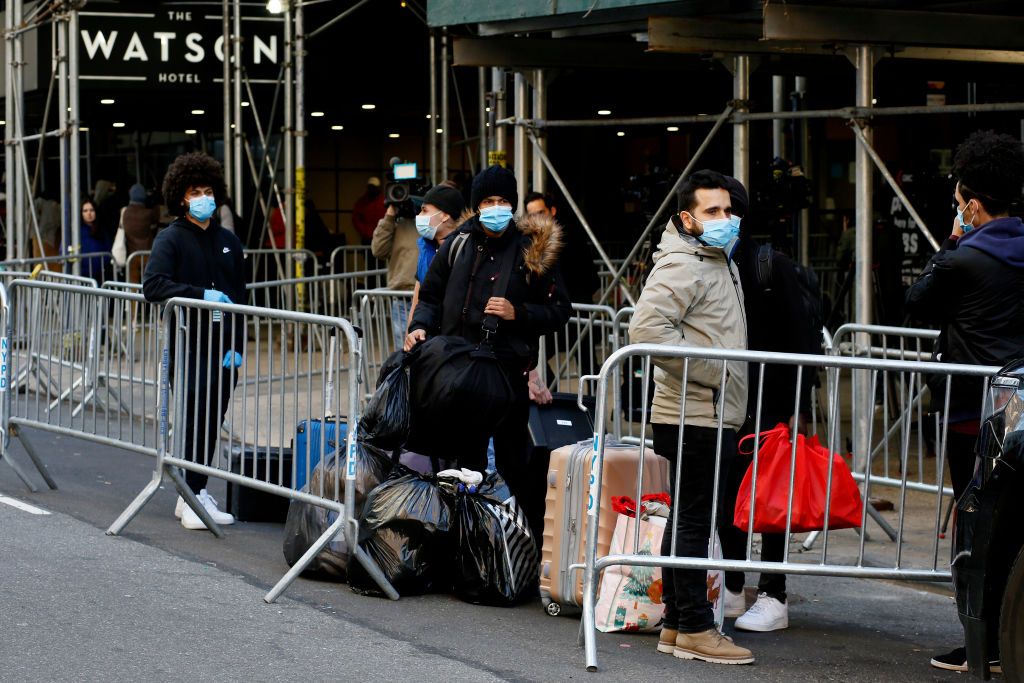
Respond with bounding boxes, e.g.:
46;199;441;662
539;439;670;616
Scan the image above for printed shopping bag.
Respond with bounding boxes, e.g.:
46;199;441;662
733;424;864;534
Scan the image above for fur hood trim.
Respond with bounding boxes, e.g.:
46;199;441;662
453;209;564;276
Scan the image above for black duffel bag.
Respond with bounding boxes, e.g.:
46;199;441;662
406;242;519;461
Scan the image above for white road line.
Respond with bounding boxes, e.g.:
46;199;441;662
0;495;51;516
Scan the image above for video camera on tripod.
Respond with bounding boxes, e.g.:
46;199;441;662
385;157;428;219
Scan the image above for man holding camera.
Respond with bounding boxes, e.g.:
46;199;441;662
371;192;420;348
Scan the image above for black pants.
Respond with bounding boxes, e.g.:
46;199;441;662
946;430;978;502
719;420;788;603
175;365;237;494
652;423;736;634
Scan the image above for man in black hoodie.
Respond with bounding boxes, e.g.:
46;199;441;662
905;130;1024;673
144;152;247;531
719;177;819;633
407;165;571;516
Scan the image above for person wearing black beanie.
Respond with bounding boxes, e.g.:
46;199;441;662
406;165;571;546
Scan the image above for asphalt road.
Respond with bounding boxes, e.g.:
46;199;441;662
0;427;978;682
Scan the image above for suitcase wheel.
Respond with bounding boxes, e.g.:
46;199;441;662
545;601;561;617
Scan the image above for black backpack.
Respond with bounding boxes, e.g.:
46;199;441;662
755;243;823;354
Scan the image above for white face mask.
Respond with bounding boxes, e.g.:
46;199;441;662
415;211;441;240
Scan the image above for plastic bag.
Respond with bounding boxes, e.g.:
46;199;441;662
452;471;539;606
348;469;456;597
733;424;864;534
281;442;393;579
358;351;411;452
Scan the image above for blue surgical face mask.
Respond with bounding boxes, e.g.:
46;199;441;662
479;205;513;233
188;195;217;222
687;212;739;249
956;204;975;233
415;211;440;240
728;214;742;233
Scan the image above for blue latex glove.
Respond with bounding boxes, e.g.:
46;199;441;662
222;351;243;369
203;289;232;304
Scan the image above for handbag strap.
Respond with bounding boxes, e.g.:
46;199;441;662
737;425;789;455
481;236;519;339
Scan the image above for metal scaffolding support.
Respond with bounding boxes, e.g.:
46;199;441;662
853;44;874;473
732;54;750;188
3;0;80;264
531;68;546;194
513;72;528;213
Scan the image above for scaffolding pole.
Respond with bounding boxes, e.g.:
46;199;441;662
514;72;528;213
429;30;437;184
68;4;80;264
532;68;546;194
853;44;874;474
283;3;294;276
295;0;306;289
222;0;232;200
478;67;487;170
732;55;750;188
4;0;14;261
441;29;449;183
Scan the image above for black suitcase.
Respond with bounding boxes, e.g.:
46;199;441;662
527;392;596;459
620;365;655;423
225;444;294;523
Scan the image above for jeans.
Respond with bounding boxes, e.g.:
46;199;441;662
652;423;736;634
719;419;788;602
390;298;412;351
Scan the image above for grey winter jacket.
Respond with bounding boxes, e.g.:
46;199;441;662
628;219;748;429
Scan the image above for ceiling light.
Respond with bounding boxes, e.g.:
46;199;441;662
241;101;250;107
435;128;443;134
361;104;376;110
872;98;878;105
666;126;679;132
185;129;197;135
388;133;400;139
0;120;6;126
191;109;205;115
266;0;286;14
112;122;126;128
597;109;611;116
331;125;344;131
616;131;625;137
485;107;491;112
311;111;325;118
79;126;88;131
426;114;432;119
100;98;114;105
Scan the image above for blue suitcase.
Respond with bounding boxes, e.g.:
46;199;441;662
294;417;349;492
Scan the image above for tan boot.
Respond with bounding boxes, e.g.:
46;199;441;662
657;628;678;654
674;628;755;665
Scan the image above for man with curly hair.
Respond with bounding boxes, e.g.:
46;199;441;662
143;152;247;531
906;130;1024;673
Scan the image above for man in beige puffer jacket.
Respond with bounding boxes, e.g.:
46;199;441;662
629;169;752;666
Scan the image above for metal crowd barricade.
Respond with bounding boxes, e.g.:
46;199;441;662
0;252;112;281
123;249;151;284
541;303;617;397
107;296;398;602
2;280;164;492
330;245;380;275
579;342;997;671
353;288;414;401
245;248;320;283
246;268;387;319
826;323;946;498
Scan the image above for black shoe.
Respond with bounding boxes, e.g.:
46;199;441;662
929;646;1002;674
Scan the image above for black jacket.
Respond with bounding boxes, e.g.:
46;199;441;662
906;217;1024;421
733;237;818;425
143;217;248;376
409;211;571;372
556;216;601;304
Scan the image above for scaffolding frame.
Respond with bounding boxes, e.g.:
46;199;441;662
4;0;81;267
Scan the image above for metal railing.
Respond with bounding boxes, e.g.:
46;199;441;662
2;281;164;493
1;251;111;282
579;342;998;671
352;288;415;402
244;247;320;283
106;295;398;602
330;245;380;275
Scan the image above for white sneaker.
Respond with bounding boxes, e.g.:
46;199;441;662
735;593;789;632
176;489;235;529
725;588;746;618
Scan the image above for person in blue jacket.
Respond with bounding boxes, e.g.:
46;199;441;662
79;198;110;282
143;152;247;531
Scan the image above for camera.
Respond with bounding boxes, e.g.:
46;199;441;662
384;159;427;218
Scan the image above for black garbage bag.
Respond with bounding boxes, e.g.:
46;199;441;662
347;469;456;597
358;350;411;452
452;472;540;606
281;442;393;579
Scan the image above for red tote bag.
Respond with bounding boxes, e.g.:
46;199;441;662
733;424;864;534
